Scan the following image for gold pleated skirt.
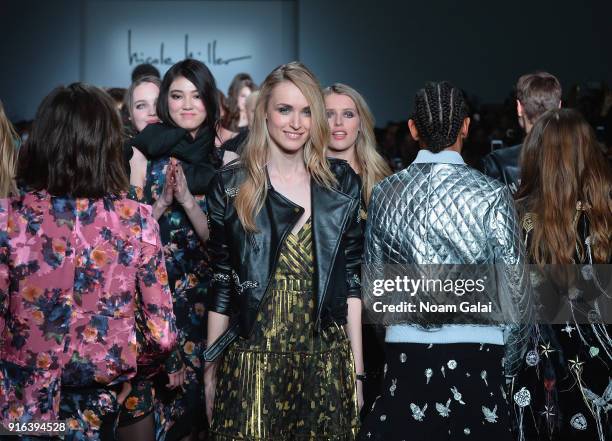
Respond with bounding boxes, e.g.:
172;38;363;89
210;221;359;440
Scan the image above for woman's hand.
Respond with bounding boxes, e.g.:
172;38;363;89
172;160;196;210
161;162;175;207
152;162;174;219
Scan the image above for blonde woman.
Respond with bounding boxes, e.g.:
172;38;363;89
323;83;391;206
0;99;18;198
204;62;363;440
324;84;392;413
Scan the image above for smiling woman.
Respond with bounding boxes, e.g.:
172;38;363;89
204;62;364;441
127;59;236;441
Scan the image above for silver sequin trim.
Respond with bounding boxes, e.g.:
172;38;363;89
213;273;230;282
225;187;239;197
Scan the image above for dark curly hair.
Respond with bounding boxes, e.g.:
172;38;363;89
412;81;467;152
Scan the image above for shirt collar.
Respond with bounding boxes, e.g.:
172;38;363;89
412;149;465;165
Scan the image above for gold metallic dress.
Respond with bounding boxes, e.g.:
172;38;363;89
211;220;360;440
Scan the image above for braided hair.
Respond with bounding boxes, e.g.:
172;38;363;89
412;81;467;152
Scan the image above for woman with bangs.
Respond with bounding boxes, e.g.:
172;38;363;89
514;108;612;441
130;59;237;441
204;62;364;440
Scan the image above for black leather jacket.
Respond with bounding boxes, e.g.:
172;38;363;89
203;158;363;361
481;144;522;194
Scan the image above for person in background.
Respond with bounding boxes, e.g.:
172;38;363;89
222;72;257;132
215;89;238;147
204;62;363;440
107;87;128;111
323;83;392;411
514;108;611;441
481;72;562;194
0;83;177;441
123;75;161;182
107;87;131;131
221;90;260;154
0;98;19;198
117;74;167;441
323;83;391;206
360;81;531;441
130;59;236;441
132;63;161;82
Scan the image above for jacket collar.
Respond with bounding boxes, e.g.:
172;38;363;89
413;149;465;165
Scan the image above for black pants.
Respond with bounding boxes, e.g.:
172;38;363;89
358;342;513;441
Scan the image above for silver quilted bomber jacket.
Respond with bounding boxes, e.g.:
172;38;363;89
363;159;533;376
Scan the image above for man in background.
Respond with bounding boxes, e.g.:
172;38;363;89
482;71;562;193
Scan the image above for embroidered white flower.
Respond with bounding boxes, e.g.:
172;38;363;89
447;360;457;370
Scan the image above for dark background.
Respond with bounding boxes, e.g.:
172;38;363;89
1;0;611;126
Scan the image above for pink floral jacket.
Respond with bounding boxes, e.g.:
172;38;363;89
0;190;177;422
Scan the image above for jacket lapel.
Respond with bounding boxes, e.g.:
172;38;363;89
263;189;303;275
311;179;353;323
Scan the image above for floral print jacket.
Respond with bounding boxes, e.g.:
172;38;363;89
0;190;177;422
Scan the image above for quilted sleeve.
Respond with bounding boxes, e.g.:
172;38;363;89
487;187;534;377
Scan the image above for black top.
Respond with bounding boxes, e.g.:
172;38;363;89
481;143;522;194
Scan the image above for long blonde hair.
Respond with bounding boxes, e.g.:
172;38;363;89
323;83;391;205
0;99;18;197
236;62;336;232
